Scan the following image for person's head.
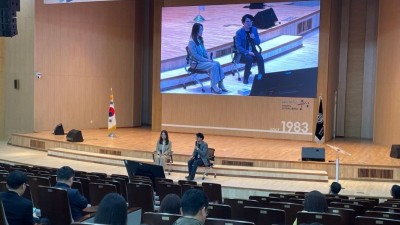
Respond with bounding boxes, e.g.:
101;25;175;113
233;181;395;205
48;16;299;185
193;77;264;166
56;166;75;186
330;182;342;195
241;14;254;30
95;193;127;225
181;189;209;223
391;185;400;199
6;170;27;196
159;193;182;215
304;190;328;213
191;23;204;45
196;133;204;143
159;130;170;145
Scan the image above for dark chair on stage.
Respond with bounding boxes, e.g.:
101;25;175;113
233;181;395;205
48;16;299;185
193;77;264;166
243;206;285;225
127;182;155;213
207;203;231;219
223;198;260;221
266;202;303;225
183;46;211;93
152;151;174;175
297;211;341;225
88;183;117;206
205;218;255;225
355;216;400;225
202;182;222;204
142;212;180;225
27;175;51;209
328;207;356;225
231;36;262;81
199;148;217;180
365;211;400;220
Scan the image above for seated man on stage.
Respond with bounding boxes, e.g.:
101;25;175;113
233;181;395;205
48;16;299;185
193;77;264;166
235;14;265;84
186;133;209;181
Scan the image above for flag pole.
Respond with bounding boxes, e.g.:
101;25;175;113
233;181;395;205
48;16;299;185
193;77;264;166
108;88;117;138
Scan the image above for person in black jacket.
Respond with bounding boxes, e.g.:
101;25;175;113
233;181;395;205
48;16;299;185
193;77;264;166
54;166;88;221
0;170;36;225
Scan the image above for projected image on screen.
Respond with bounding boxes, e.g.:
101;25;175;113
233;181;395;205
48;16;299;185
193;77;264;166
160;1;320;98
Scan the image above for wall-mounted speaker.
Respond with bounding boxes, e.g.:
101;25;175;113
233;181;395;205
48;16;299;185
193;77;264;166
66;129;83;142
302;147;325;162
390;145;400;159
53;123;64;135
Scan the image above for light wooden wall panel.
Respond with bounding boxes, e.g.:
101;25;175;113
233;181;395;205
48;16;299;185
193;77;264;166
374;0;400;147
34;0;135;131
344;0;366;137
4;0;35;139
0;38;5;139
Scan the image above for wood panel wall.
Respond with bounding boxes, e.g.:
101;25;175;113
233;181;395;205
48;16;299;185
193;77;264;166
0;38;5;139
34;0;135;131
374;0;400;147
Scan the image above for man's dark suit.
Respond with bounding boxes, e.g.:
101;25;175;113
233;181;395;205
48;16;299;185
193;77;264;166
0;191;34;225
187;141;209;180
54;182;88;221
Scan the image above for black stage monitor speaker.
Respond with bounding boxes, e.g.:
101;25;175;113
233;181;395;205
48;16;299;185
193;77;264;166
253;8;278;29
302;147;325;162
390;145;400;159
66;129;83;142
249;3;264;9
53;123;65;135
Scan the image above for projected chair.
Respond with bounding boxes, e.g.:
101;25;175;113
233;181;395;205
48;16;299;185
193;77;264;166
231;36;262;82
183;46;211;93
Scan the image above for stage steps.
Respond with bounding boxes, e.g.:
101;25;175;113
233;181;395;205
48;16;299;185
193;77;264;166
160;34;303;91
48;147;328;182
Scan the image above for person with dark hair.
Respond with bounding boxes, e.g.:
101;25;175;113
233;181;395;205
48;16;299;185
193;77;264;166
172;189;209;225
94;193;127;225
159;193;182;215
235;14;265;84
154;130;172;169
329;182;342;195
185;133;209;181
188;23;227;94
391;185;400;199
55;166;88;221
294;191;328;225
0;170;37;225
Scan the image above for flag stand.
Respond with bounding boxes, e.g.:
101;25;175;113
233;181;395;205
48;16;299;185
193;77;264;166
108;132;116;138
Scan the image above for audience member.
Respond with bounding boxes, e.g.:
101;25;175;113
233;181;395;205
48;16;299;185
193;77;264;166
0;170;38;225
235;14;265;84
294;190;328;225
329;182;342;195
94;193;127;225
55;166;88;221
186;133;209;181
159;193;181;215
154;130;172;169
172;189;209;225
391;185;400;199
188;23;227;94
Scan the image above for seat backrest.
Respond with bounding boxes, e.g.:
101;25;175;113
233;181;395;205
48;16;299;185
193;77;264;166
329;207;356;225
0;182;6;192
266;202;303;225
341;199;374;210
38;186;72;225
223;198;260;221
297;212;341;225
142;212;180;225
373;206;400;213
0;173;8;183
27;175;51;209
126;182;154;213
181;184;203;195
202;182;222;204
330;201;366;216
355;216;400;225
157;183;182;202
0;200;9;225
205;218;254;225
74;177;91;204
97;179;121;196
243;206;285;225
365;210;400;220
249;195;280;207
178;180;197;186
208;203;231;219
88;183;117;206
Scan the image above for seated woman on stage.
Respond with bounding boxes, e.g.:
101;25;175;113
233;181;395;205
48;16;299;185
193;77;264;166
154;130;172;169
188;23;227;94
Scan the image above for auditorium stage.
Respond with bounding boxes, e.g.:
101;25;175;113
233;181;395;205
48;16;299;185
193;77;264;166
8;127;400;183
